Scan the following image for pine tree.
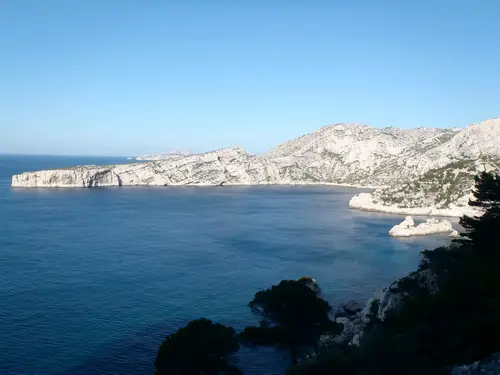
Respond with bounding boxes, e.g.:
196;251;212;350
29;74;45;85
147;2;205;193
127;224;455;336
457;172;500;252
239;279;339;364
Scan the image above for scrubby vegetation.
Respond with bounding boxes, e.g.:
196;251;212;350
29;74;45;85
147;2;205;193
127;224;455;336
376;157;500;208
154;172;500;375
154;318;240;375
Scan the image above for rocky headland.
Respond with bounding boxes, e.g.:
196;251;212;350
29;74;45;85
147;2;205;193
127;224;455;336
12;118;500;218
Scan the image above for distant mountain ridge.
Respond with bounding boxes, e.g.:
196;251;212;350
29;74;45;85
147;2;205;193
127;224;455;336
12;118;500;216
136;151;193;161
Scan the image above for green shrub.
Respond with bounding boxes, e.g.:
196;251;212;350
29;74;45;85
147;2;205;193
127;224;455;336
154;318;240;375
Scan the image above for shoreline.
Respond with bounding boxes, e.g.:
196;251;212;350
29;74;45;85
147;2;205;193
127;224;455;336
10;168;473;221
11;169;472;221
11;171;383;189
349;192;479;218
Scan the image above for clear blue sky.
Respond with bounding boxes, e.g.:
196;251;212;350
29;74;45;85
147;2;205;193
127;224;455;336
1;1;499;156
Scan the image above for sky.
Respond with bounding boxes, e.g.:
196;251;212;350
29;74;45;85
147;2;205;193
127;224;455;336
1;1;499;156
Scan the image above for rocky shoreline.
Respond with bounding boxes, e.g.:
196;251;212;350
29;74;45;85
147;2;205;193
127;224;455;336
313;265;500;375
349;192;478;218
319;266;440;349
451;353;500;375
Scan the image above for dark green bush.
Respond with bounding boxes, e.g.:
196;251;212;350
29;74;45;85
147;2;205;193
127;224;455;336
240;279;339;363
154;318;240;375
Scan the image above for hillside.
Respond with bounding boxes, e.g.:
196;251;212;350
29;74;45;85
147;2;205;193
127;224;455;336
12;118;500;215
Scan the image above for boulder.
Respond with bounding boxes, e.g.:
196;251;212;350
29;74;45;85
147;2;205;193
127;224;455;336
389;216;454;237
319;317;357;346
351;318;362;327
342;300;362;315
350;332;363;346
334;317;355;344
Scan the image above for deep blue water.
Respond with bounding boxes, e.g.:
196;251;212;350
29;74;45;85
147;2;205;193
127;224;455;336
0;155;453;375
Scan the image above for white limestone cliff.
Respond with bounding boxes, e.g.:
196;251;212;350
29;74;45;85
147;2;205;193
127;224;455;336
11;118;500;216
348;119;500;216
388;216;453;237
12;147;267;188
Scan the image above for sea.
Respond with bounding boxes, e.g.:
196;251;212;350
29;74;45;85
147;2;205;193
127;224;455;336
0;155;453;375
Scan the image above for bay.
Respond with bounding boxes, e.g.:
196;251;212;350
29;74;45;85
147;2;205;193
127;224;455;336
0;155;452;375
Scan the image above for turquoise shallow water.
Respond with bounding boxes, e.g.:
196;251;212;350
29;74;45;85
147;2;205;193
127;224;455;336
0;155;452;375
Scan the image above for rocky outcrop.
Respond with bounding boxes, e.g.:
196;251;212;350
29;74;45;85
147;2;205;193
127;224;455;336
11;166;122;188
373;268;439;320
12;118;500;216
451;353;500;375
388;216;454;237
341;300;362;315
320;300;364;346
335;267;440;348
320;315;362;347
349;192;481;217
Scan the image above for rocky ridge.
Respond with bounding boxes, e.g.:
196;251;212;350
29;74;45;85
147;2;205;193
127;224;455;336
12;118;500;215
136;151;193;161
451;353;500;375
349;119;500;216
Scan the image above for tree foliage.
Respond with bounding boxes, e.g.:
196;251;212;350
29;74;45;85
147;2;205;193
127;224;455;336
467;171;500;209
457;171;500;252
239;279;339;363
154;318;240;375
288;172;500;375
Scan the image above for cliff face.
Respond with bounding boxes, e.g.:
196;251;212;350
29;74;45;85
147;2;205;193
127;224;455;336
12;167;122;188
11;119;500;215
348;119;500;216
263;123;459;186
12;148;266;188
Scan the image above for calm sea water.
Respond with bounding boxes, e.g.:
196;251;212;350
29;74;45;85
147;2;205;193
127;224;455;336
0;155;453;375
